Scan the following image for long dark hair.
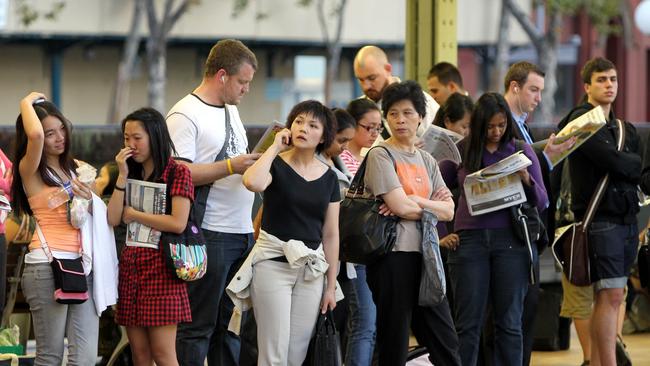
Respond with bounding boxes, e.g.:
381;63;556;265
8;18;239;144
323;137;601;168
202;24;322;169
11;101;77;216
121;108;177;181
433;93;474;128
461;93;515;173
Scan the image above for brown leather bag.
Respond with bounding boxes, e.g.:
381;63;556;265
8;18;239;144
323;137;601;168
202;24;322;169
552;119;625;286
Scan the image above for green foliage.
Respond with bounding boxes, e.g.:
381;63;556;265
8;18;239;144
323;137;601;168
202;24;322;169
16;0;66;27
547;0;622;36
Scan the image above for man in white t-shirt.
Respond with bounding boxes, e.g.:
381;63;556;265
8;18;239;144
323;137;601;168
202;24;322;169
353;45;439;139
166;39;260;366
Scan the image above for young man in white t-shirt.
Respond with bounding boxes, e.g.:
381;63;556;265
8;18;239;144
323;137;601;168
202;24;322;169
166;39;260;366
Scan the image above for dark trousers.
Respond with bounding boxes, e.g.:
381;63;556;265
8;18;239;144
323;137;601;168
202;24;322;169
367;252;461;366
176;230;253;366
522;260;541;366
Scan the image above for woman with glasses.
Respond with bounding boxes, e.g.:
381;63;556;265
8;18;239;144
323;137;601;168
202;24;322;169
340;99;383;176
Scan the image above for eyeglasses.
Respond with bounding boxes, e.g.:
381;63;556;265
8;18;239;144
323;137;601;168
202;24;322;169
357;123;384;134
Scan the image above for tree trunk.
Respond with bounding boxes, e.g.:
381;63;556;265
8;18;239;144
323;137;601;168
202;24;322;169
108;0;144;124
537;9;560;124
490;0;511;92
147;37;167;112
316;0;347;105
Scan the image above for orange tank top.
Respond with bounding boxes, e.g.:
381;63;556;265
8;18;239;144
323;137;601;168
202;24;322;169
28;186;81;253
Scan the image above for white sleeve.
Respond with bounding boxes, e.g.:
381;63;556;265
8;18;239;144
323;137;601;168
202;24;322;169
166;112;198;162
418;91;439;137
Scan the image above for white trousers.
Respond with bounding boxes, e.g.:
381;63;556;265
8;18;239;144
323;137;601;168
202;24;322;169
251;259;324;366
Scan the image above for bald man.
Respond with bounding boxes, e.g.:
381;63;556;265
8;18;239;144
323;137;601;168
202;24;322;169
354;45;439;138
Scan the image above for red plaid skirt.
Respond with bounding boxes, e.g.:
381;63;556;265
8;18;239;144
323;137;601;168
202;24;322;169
116;246;192;327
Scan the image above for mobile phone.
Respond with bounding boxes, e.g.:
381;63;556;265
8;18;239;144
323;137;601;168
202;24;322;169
33;98;45;105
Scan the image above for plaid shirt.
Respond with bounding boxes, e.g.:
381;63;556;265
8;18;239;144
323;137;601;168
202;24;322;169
161;157;194;201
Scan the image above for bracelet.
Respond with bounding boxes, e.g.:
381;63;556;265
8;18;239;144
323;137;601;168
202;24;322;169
114;185;125;192
226;158;234;175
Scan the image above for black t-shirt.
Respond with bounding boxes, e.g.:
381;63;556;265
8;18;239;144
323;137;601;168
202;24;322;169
261;157;340;250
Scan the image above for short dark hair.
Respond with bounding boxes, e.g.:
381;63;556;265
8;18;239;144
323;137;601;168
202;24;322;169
346;98;380;123
504;61;545;92
433;93;474;128
581;57;616;84
204;39;258;78
286;100;337;153
381;80;427;119
12;101;77;216
462;92;515;173
121;107;177;181
332;108;356;132
427;62;464;88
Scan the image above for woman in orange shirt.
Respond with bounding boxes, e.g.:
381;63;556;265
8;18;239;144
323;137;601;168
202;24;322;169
12;92;98;365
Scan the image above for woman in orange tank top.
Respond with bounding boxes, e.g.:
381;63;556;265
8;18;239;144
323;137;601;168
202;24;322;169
11;92;99;365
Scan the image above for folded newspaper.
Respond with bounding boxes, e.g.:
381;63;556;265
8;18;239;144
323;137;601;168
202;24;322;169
463;151;532;216
531;105;606;167
125;179;167;249
252;120;285;153
420;125;463;164
0;194;10;212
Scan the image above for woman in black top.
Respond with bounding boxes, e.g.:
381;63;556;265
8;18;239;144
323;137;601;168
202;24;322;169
242;100;340;365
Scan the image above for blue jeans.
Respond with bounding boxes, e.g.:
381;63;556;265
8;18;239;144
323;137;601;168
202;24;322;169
176;231;253;366
448;228;529;366
340;264;376;366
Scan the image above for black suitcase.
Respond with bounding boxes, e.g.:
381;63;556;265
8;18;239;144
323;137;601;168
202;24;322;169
532;285;571;351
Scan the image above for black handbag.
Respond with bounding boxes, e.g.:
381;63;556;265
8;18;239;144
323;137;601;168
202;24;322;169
639;241;650;289
35;223;89;304
304;310;342;366
339;146;399;265
159;164;208;281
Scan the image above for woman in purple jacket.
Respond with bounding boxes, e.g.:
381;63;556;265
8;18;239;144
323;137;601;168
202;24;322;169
439;92;548;366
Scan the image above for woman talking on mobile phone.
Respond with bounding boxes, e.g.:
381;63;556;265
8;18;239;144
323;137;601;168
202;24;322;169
228;100;340;365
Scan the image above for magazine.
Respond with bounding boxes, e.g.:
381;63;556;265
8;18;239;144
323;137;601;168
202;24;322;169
463;151;532;216
125;179;167;249
531;105;607;167
252;120;285;153
420;124;463;163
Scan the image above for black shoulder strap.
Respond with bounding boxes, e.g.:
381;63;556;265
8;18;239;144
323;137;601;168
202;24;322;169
164;163;177;215
215;106;232;162
348;145;396;197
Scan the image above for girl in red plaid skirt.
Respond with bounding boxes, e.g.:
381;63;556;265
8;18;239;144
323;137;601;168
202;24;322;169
107;108;193;366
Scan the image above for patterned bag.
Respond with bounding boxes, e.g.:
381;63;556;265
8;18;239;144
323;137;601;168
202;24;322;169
159;164;207;281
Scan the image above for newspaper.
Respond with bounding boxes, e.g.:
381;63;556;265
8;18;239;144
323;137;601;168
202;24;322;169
0;194;10;212
531;105;607;167
125;179;167;249
252;120;285;153
463;151;532;216
420;124;463;163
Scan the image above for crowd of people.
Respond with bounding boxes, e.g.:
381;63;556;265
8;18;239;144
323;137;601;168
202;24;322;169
0;38;647;366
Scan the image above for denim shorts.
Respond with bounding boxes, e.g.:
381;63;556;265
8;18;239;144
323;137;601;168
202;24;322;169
588;221;638;291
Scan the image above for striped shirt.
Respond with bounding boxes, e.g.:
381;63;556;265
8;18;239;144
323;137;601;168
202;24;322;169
340;150;361;176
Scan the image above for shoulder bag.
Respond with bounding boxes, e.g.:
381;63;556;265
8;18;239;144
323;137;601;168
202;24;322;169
339;146;399;265
35;223;89;304
552;119;625;286
159;164;208;281
304;309;342;366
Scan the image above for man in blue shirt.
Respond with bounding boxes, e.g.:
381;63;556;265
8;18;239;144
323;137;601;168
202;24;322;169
503;61;575;366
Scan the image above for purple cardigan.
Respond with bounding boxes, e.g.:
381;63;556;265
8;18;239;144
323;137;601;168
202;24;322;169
440;139;548;232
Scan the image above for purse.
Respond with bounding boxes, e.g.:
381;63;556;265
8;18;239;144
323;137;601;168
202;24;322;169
339;146;399;265
304;310;342;366
35;223;89;304
159;163;208;281
552;119;625;286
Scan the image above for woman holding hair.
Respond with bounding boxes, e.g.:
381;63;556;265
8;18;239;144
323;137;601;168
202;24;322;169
235;100;340;365
439;93;548;366
340;98;383;176
107;108;193;366
12;92;99;365
363;81;460;366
